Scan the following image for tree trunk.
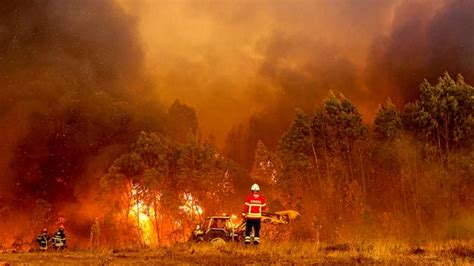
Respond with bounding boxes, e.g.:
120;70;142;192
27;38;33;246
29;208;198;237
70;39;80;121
444;117;450;167
160;213;164;242
324;142;330;179
398;154;409;222
135;194;142;245
152;197;160;245
408;151;423;232
436;124;443;163
125;185;133;227
357;145;367;198
347;145;355;180
310;140;324;199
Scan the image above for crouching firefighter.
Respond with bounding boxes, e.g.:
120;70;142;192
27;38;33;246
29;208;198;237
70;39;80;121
52;225;67;250
36;228;50;251
242;183;266;245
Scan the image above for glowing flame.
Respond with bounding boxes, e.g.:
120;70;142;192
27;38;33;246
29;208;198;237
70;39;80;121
128;186;157;246
128;186;203;245
180;193;203;216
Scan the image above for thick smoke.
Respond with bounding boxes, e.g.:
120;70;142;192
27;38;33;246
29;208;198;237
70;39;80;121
224;33;361;167
260;0;473;154
259;33;359;112
1;0;473;241
0;0;164;210
367;0;474;104
124;0;471;167
128;0;474;149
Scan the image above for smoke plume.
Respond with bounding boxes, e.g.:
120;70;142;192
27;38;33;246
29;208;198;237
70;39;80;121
0;0;164;208
124;0;472;151
367;0;474;104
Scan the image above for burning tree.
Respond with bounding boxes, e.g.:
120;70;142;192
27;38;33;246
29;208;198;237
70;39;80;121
99;132;237;246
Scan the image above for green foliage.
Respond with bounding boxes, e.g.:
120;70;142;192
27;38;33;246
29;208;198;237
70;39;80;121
374;99;402;141
277;93;367;187
275;94;370;241
402;72;474;153
278;110;313;162
95;73;474;244
132;132;172;169
325;93;366;140
175;138;234;209
400;102;419;132
312;92;367;154
100;130;238;244
277;110;313;192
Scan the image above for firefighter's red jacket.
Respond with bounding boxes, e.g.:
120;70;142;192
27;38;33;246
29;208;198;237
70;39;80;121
242;192;266;219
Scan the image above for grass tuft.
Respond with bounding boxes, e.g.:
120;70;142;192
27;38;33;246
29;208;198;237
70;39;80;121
323;243;351;252
409;246;425;255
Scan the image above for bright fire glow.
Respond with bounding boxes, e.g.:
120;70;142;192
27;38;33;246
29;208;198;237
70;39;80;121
179;193;203;216
128;186;157;246
128;186;203;245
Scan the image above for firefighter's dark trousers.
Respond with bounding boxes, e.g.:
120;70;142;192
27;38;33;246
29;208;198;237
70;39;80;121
245;219;261;245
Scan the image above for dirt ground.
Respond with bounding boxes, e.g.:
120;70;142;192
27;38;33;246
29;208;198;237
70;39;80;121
0;241;473;265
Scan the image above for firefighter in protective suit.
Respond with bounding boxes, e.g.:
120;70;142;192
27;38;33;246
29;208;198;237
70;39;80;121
52;225;67;250
242;183;266;245
36;228;50;251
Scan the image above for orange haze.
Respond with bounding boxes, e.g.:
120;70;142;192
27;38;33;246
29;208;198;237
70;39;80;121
119;0;473;145
1;0;474;246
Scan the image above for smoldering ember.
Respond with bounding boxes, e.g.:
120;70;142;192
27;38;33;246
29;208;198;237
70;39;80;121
0;0;473;264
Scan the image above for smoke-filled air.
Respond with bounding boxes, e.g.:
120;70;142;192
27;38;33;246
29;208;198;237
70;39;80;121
0;0;473;263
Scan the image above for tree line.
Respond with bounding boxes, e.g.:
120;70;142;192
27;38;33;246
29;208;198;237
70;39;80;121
99;73;473;245
254;72;473;241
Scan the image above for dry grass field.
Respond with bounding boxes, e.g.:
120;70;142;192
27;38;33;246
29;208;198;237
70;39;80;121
0;241;473;265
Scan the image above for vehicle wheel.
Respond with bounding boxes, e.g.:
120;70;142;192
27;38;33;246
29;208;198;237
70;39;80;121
205;230;226;242
189;234;204;243
211;237;225;246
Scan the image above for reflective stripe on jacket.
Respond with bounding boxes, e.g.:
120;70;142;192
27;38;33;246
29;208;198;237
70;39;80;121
242;192;266;219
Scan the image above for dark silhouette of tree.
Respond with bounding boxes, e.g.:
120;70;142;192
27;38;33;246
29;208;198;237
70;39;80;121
167;100;199;143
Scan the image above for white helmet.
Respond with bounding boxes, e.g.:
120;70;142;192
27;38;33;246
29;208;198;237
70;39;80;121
251;183;260;192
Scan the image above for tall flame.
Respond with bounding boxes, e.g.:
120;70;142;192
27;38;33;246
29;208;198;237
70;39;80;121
128;186;157;246
128;186;203;245
180;193;203;216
